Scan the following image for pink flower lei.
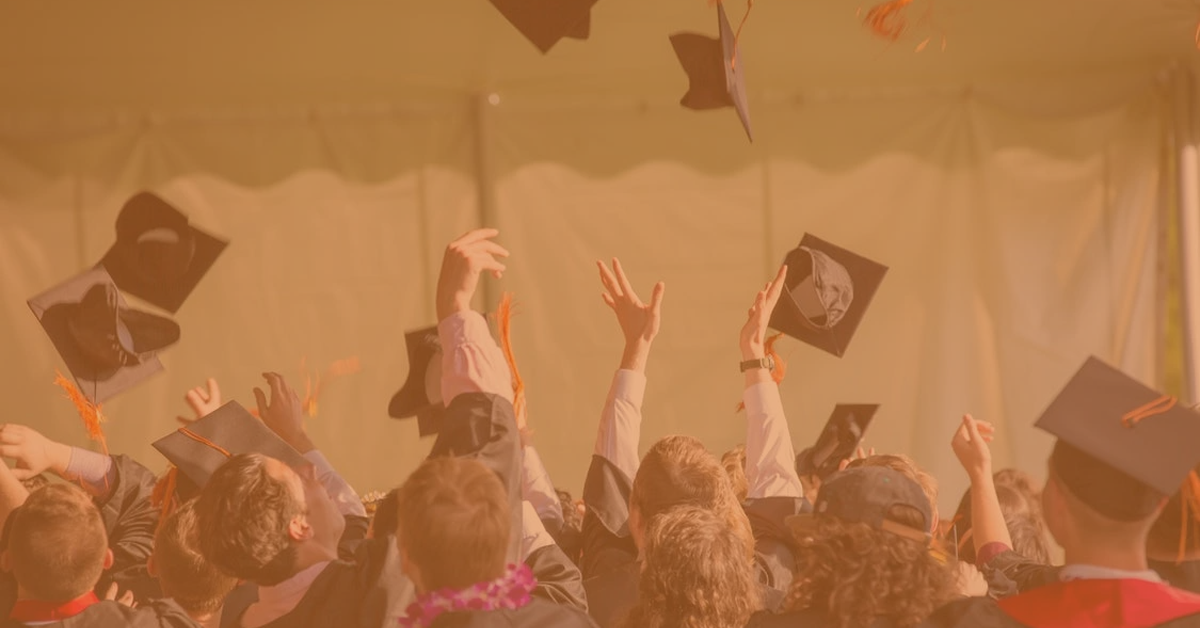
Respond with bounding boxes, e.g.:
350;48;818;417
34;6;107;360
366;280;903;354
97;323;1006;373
398;563;537;628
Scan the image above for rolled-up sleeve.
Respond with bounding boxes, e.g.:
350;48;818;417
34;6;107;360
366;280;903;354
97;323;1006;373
438;310;515;405
743;382;803;499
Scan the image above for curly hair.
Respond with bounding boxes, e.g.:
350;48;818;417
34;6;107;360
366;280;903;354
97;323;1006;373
194;454;303;586
620;506;760;628
785;505;957;628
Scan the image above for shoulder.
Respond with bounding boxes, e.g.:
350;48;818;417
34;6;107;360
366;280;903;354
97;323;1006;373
920;596;1014;628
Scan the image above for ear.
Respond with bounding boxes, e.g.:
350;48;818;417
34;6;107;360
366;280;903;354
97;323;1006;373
103;548;115;571
287;514;314;543
146;554;158;578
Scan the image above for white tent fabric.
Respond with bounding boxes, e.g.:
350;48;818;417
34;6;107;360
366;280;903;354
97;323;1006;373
0;1;1196;512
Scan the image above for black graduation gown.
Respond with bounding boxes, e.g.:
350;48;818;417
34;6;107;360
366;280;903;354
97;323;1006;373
922;580;1200;628
1150;560;1200;595
430;597;596;628
580;456;791;628
2;599;197;628
747;608;898;628
981;549;1200;598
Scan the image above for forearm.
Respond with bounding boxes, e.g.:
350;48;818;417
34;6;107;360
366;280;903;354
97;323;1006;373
522;446;564;526
439;311;514;403
970;472;1012;555
743;381;803;499
593;368;646;482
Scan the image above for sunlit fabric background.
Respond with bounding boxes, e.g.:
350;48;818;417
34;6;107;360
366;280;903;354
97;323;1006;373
1;1;1199;514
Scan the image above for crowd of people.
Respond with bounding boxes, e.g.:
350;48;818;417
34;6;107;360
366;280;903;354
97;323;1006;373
5;228;1200;628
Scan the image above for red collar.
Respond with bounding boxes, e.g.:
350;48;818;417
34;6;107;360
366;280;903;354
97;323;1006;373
9;592;100;623
998;579;1200;628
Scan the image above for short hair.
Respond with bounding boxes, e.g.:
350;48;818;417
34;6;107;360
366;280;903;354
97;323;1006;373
721;445;749;504
194;454;303;586
395;457;509;591
621;506;760;628
951;482;1051;565
631;436;753;555
9;483;108;602
155;499;238;615
847;454;938;514
19;473;50;494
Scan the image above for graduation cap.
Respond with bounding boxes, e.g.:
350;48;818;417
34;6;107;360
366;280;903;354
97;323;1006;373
388;326;446;437
152;401;309;489
28;267;179;404
99;192;228;314
488;0;597;54
669;2;752;142
769;234;888;357
795;404;879;481
1037;356;1200;521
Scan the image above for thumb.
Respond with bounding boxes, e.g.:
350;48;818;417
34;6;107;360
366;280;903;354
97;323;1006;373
253;388;269;418
10;468;35;481
963;415;985;448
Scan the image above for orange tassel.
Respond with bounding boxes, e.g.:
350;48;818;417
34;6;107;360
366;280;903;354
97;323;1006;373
1121;395;1177;428
52;371;108;455
862;0;914;41
495;293;526;421
1178;470;1200;563
152;466;180;527
300;357;361;418
736;333;788;412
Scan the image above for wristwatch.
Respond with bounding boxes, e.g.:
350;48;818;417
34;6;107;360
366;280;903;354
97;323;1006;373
739;355;776;373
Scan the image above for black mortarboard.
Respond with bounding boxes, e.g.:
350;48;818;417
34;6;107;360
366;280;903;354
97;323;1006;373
388;326;445;437
769;234;888;358
28;267;179;404
487;0;597;54
1037;357;1200;521
795;404;879;481
152;401;309;489
99;192;228;314
669;3;752;142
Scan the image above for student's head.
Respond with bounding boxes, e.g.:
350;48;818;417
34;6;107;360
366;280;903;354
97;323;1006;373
195;453;344;586
150;499;237;617
394;457;509;593
1042;441;1166;551
621;505;760;628
1;484;112;602
847;454;940;533
786;467;956;628
951;481;1051;564
629;435;752;553
721;445;748;504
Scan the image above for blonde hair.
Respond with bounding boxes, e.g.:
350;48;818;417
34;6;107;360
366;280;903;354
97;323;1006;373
10;483;108;602
395;457;510;591
721;445;748;504
621;506;760;628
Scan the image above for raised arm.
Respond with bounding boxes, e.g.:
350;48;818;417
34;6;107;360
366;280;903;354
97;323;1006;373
738;265;803;500
951;415;1011;560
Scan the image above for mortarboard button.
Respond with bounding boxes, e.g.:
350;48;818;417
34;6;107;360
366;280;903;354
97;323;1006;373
795;404;879;481
388;326;446;437
487;0;598;54
1037;357;1200;519
769;234;888;358
152;401;309;490
99;192;228;314
669;3;752;141
28;268;177;404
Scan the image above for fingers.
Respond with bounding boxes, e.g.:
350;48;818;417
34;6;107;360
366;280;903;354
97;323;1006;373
265;372;288;403
253;387;269;418
838;458;851;472
205;378;221;403
0;445;22;459
475;240;511;259
612;259;636;302
10;468;35;481
597;261;623;299
601;292;617;310
451;228;501;248
118;590;136;608
175;416;196;426
764;264;789;309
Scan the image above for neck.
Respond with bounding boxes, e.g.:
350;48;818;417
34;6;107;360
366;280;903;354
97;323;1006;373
190;609;222;628
1064;536;1151;572
13;586;91;603
289;542;338;577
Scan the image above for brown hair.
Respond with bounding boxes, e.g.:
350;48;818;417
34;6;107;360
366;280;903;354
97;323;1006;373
786;505;957;628
194;454;303;586
721;445;748;504
9;483;108;602
951;471;1051;565
19;473;50;494
155;499;238;615
395;457;509;591
620;506;760;628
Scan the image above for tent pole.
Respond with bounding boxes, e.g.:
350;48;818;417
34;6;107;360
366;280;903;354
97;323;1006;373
472;93;497;309
1174;67;1200;404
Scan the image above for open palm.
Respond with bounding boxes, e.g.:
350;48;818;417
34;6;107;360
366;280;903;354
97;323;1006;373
598;258;665;347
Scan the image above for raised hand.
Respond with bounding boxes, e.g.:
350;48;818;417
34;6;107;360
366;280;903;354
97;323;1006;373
951;414;995;481
739;265;788;361
253;373;315;453
436;229;510;321
177;378;222;425
0;424;71;481
597;259;665;372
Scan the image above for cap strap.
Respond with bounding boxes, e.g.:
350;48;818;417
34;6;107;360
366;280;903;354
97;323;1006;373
1120;394;1178;428
176;427;233;458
